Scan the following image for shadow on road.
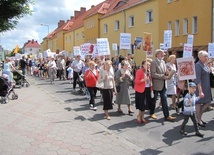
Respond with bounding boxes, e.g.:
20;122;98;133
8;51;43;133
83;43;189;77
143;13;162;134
140;149;162;155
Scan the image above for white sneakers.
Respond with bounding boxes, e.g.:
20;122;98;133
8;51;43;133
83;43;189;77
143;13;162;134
89;104;97;111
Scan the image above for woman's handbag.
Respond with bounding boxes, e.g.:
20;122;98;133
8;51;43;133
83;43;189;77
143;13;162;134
116;84;120;92
210;72;214;88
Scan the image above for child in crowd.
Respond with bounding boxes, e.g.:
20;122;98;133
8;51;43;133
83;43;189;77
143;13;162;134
67;64;73;83
180;82;204;138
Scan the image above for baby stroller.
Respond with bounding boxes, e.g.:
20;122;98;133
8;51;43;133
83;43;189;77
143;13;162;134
0;76;18;104
76;73;86;95
12;70;30;87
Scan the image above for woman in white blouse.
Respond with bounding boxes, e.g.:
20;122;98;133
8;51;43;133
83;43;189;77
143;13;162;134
48;56;57;84
98;60;116;120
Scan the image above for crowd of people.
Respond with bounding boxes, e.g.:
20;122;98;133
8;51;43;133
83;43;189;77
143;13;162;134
1;49;213;138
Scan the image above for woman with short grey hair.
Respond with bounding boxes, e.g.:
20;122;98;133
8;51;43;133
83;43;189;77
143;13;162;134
195;50;212;127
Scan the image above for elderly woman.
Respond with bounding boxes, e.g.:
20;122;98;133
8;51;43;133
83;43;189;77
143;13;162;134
98;60;116;120
2;58;16;83
84;61;99;110
166;55;177;109
115;60;134;114
48;56;57;84
195;50;212;127
134;61;148;124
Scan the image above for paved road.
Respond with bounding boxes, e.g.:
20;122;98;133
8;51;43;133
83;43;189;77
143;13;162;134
0;75;214;155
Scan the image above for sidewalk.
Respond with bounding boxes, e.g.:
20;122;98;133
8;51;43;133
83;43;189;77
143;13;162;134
1;75;214;155
0;77;144;155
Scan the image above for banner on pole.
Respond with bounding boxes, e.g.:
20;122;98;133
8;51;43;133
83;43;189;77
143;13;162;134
97;38;110;56
208;43;214;58
73;46;81;56
120;33;131;50
187;35;194;45
183;44;193;58
143;32;153;57
177;57;196;81
81;43;91;56
134;37;142;50
163;30;172;50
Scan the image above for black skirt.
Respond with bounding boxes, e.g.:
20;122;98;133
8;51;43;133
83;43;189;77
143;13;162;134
102;89;113;110
135;91;146;111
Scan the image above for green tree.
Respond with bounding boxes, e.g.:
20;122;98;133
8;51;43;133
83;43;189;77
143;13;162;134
0;0;34;33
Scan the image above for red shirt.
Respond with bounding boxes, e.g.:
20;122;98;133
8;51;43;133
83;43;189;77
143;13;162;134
134;69;146;93
84;69;99;87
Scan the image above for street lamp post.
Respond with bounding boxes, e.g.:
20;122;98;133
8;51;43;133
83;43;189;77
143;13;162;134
40;23;49;34
41;23;50;50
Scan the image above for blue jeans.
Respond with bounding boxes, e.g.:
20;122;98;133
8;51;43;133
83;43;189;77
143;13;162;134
150;86;169;119
21;68;26;76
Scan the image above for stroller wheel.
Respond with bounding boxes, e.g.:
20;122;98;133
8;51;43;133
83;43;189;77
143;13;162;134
12;94;16;100
4;97;8;103
14;94;18;99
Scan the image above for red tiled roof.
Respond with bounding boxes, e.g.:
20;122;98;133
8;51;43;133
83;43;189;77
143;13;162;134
24;40;40;48
100;0;149;19
48;22;67;39
67;2;106;31
46;0;149;39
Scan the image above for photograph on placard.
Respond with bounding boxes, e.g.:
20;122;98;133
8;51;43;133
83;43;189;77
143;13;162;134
177;57;196;81
134;37;142;49
143;32;153;57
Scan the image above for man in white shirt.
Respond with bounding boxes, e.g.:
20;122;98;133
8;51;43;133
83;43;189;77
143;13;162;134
71;55;85;91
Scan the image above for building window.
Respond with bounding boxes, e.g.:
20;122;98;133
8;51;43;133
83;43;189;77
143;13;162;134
115;20;120;30
76;33;79;40
175;20;180;36
183;18;188;35
192;16;198;34
129;16;134;27
146;10;153;23
92;18;95;28
82;31;84;39
104;24;108;33
168;21;172;30
69;36;71;41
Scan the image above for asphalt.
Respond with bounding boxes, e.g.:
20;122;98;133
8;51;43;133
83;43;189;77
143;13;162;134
0;74;214;155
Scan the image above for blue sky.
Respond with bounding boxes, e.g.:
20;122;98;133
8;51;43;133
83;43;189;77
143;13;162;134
0;0;103;51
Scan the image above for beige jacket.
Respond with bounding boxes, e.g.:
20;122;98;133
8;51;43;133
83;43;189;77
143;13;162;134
151;58;167;91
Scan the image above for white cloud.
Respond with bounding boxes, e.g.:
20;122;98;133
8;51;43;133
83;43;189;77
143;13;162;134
0;0;103;51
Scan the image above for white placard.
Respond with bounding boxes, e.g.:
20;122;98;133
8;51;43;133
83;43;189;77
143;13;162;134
81;43;91;56
160;43;164;51
73;46;81;56
163;30;172;50
59;50;68;57
15;53;22;59
177;57;196;81
97;38;110;56
187;35;194;45
208;43;214;58
112;43;118;51
92;44;99;58
183;44;193;58
37;53;43;58
120;33;131;50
